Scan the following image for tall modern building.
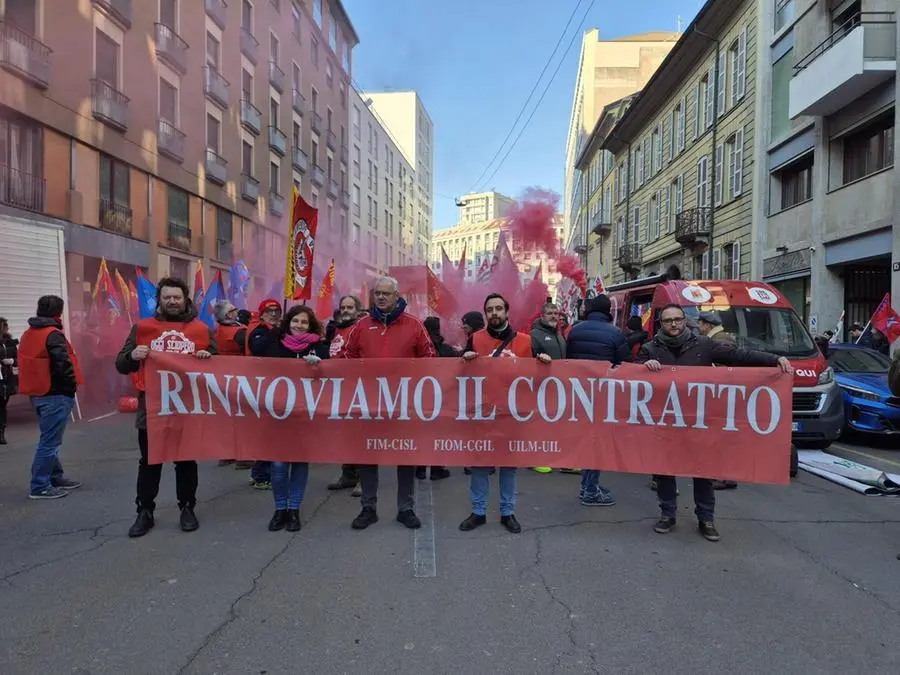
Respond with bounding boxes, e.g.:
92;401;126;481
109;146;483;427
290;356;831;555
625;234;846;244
0;0;357;313
563;30;681;254
457;191;515;226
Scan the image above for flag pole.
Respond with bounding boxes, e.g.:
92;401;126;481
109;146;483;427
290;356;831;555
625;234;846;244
855;319;871;345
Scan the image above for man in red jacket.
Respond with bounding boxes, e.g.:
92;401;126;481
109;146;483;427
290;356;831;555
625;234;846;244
343;276;435;530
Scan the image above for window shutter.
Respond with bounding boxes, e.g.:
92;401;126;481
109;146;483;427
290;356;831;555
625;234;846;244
717;52;727;116
737;26;747;99
705;64;715;129
655;123;663;172
714;143;724;206
732;127;744;198
667;110;674;161
662;187;669;234
692;83;701;139
732;239;741;279
712;248;721;280
643;137;650;181
701;250;710;279
678;96;686;151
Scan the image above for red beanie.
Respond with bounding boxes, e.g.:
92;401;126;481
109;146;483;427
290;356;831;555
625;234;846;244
258;298;281;314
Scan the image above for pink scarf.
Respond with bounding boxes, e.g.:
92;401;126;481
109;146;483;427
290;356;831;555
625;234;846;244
281;332;321;353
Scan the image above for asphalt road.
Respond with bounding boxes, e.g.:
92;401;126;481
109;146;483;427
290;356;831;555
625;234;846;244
1;416;899;675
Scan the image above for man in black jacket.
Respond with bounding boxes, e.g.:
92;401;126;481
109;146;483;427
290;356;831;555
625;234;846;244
638;303;793;542
531;303;566;360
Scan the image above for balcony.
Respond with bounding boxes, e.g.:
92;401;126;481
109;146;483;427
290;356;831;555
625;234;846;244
268;125;287;156
0;164;44;213
326;130;337;151
91;79;129;132
167;221;192;250
674;207;711;246
240;99;261;135
269;191;285;217
241;174;260;203
205;0;227;30
311;165;325;187
99;199;133;235
292;148;309;173
216;238;233;263
327;178;339;198
311;112;322;134
155;23;188;74
572;232;587;255
0;22;51;89
240;28;258;64
204;65;229;108
292;89;306;115
789;12;896;119
157;119;185;163
91;0;132;29
340;145;349;165
341;191;350;209
268;60;285;93
205;149;227;185
617;243;643;270
591;214;612;236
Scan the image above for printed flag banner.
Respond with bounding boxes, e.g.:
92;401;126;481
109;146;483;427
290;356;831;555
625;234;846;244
284;185;319;301
135;268;158;319
870;293;900;343
315;259;336;319
426;266;458;317
199;270;226;330
146;356;792;484
193;261;206;311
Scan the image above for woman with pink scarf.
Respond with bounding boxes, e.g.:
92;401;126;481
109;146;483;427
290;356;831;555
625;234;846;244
259;305;330;532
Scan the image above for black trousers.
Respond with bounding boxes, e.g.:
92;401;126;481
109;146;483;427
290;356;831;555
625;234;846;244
0;393;8;427
339;464;359;481
136;429;198;512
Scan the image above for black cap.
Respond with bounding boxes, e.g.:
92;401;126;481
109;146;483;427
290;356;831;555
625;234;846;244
462;311;485;331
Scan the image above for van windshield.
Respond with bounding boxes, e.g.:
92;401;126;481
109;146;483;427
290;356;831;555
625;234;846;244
683;306;819;358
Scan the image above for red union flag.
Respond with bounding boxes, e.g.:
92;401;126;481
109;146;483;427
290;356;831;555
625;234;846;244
284;185;319;301
145;355;793;484
870;293;900;343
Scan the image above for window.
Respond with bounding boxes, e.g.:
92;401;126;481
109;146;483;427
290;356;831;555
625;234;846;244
206;32;220;69
723;241;741;279
242;69;253;102
353;223;360;244
292;63;301;91
729;128;744;198
167;186;189;227
241;0;252;30
712;247;721;280
206;114;220;151
777;154;813;210
270;98;279;126
842;113;895;183
159;78;178;125
714;143;724;206
160;0;177;29
717;52;727;117
311;88;318;113
676;98;685;152
353;146;360;178
651;191;661;240
632;205;641;243
313;0;322;26
373;200;378;228
326;108;333;132
342;42;350;72
95;29;119;86
642;137;650;181
352;106;361;139
367;159;372;188
704;68;714;130
635;143;644;187
653;124;662;174
696;155;709;208
99;154;129;206
311;139;318;165
270;33;280;65
311;38;319;66
329;10;338;52
217;208;232;243
291;2;302;42
270;161;280;192
340;82;346;108
692;83;701;139
0;116;43;185
325;62;333;89
292;121;300;148
327;156;333;180
730;27;748;104
242;140;253;175
374;165;379;193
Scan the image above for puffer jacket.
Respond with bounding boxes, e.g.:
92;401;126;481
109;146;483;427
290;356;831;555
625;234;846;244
566;311;629;364
531;319;566;360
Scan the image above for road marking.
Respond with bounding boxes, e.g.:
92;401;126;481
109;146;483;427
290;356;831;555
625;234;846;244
413;479;437;578
832;443;900;470
85;411;119;423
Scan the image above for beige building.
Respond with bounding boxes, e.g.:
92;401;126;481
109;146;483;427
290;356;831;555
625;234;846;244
457;191;515;226
563;29;681;255
596;0;759;285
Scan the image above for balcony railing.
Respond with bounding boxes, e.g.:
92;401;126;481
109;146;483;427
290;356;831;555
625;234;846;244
268;125;287;156
326;130;337;151
571;232;587;254
167;221;192;250
795;13;895;73
591;214;612;236
340;145;349;165
99;198;133;235
268;60;285;93
0;164;45;213
240;28;258;64
205;149;227;185
240;99;261;134
311;165;325;186
617;243;643;270
157;119;185;162
311;112;322;134
205;0;227;30
241;173;260;203
204;65;229;108
674;207;711;246
91;79;129;131
0;22;51;89
91;0;132;29
292;89;306;115
155;23;188;74
292;148;309;173
216;238;233;263
269;191;285;216
327;178;339;198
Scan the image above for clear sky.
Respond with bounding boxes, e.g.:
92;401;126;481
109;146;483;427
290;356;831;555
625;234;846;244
343;0;706;231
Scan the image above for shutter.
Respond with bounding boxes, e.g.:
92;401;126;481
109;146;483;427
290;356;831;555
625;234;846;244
712;248;721;280
663;185;670;233
656;123;663;172
692;83;701;139
737;26;748;99
717;52;727;117
732;239;742;279
705;63;715;129
644;137;650;178
667;110;674;161
714;143;724;206
732;127;744;197
701;250;710;279
679;96;686;151
677;174;684;215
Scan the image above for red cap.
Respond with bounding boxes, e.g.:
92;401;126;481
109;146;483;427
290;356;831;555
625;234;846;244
258;298;281;314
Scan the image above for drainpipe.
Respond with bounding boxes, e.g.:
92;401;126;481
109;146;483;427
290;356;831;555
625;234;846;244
695;29;721;279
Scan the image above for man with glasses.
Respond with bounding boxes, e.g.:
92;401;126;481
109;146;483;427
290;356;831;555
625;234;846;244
638;303;793;542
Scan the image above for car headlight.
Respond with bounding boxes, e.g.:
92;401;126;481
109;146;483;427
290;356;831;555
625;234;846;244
818;367;834;385
839;385;881;402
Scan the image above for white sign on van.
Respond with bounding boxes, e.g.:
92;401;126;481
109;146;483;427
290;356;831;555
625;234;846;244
748;287;778;305
681;285;712;304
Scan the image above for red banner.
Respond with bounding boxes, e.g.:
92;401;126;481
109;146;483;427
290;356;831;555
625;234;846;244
145;355;792;484
284;186;318;301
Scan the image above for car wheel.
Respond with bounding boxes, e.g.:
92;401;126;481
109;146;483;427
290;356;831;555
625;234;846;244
790;444;798;478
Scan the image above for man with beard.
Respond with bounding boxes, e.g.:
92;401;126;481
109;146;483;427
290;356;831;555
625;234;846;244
342;276;435;530
326;294;364;495
639;303;792;542
116;277;217;538
460;293;552;534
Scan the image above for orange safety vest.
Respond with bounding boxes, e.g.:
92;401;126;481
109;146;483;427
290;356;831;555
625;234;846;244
17;325;85;396
215;324;244;355
472;329;533;359
133;317;211;391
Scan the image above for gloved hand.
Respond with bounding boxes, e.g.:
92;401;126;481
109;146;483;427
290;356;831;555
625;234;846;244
303;354;322;365
1;359;13;365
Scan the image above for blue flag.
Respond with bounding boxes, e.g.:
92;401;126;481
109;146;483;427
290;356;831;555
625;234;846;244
228;259;251;309
199;271;226;330
135;270;157;319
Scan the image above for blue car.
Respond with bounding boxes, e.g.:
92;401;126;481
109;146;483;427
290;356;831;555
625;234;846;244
827;344;899;435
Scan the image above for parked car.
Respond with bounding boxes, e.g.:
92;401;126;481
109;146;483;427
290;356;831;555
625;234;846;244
827;344;900;435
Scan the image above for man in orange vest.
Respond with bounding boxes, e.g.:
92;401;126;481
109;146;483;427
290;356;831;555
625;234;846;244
326;294;363;495
115;277;217;538
18;295;84;500
213;299;247;355
459;293;551;534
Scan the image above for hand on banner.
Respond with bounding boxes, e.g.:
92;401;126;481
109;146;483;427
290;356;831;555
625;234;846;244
537;353;552;364
644;359;662;372
195;350;212;360
131;345;150;361
462;352;478;361
1;358;13;365
777;356;793;374
303;354;322;365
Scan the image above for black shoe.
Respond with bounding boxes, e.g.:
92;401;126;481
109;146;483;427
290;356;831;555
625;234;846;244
459;513;486;531
415;467;427;480
268;509;288;531
286;509;301;532
430;467;451;480
654;517;676;534
128;509;155;538
180;506;199;532
397;509;421;529
327;475;356;491
699;521;720;542
464;467;472;475
500;514;522;534
352;507;379;530
0;425;6;445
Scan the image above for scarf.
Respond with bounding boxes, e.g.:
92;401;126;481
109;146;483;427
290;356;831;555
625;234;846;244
370;297;408;326
487;322;515;342
281;332;321;353
656;327;691;352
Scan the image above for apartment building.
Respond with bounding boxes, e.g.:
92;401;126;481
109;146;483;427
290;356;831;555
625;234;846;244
0;0;357;312
755;0;897;331
563;29;681;253
457;191;515;226
593;0;758;287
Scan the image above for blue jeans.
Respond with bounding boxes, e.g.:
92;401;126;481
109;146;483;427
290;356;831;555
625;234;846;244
251;461;271;483
30;395;75;494
271;462;309;510
470;467;517;516
580;470;609;497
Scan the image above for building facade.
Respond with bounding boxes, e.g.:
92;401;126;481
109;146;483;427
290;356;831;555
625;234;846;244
457;191;515;226
0;0;357;313
756;0;897;333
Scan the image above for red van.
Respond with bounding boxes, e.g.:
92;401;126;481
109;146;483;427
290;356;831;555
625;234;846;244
606;270;843;449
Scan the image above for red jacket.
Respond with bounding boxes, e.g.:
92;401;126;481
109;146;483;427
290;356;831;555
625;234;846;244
329;323;356;358
342;313;435;359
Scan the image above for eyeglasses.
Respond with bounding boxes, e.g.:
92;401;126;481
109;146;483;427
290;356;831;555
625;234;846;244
660;317;685;325
373;291;395;298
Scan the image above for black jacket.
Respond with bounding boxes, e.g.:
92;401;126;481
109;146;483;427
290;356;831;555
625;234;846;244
566;312;630;364
531;320;566;360
27;317;78;397
637;331;780;368
260;331;331;360
248;323;275;356
429;333;459;358
0;332;18;398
